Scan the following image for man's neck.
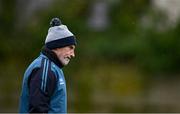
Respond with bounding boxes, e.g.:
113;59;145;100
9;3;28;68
41;46;63;68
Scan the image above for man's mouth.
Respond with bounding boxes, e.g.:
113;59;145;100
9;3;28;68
67;57;71;60
65;57;70;61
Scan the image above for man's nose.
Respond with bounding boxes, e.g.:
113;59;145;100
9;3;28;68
71;51;75;58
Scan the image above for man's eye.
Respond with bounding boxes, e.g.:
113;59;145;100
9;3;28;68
69;46;75;49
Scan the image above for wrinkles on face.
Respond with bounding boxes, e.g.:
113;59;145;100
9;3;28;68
53;45;75;66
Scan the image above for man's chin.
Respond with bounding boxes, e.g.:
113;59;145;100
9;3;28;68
63;61;70;66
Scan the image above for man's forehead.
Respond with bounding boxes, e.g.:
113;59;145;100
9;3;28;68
72;45;75;48
69;45;75;48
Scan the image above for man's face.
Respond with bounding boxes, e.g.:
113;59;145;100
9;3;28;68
53;45;75;66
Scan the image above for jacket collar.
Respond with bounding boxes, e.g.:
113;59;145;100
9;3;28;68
41;46;63;68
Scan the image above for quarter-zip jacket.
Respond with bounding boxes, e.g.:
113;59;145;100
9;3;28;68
19;47;67;113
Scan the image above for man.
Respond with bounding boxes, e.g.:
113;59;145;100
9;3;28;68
19;18;77;113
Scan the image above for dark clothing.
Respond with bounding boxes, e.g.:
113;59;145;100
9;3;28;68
19;47;67;113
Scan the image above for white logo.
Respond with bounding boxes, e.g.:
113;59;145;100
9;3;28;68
59;78;64;85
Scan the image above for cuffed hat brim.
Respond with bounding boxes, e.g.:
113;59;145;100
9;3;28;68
45;36;77;49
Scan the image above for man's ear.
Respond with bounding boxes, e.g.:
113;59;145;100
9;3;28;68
52;48;57;53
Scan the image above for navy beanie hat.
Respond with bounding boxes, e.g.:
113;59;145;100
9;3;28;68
45;18;77;49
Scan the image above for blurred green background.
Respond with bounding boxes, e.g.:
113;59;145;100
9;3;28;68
0;0;180;112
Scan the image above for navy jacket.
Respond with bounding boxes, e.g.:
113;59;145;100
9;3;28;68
19;47;67;113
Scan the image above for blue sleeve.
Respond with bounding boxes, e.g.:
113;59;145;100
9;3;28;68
28;62;57;113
